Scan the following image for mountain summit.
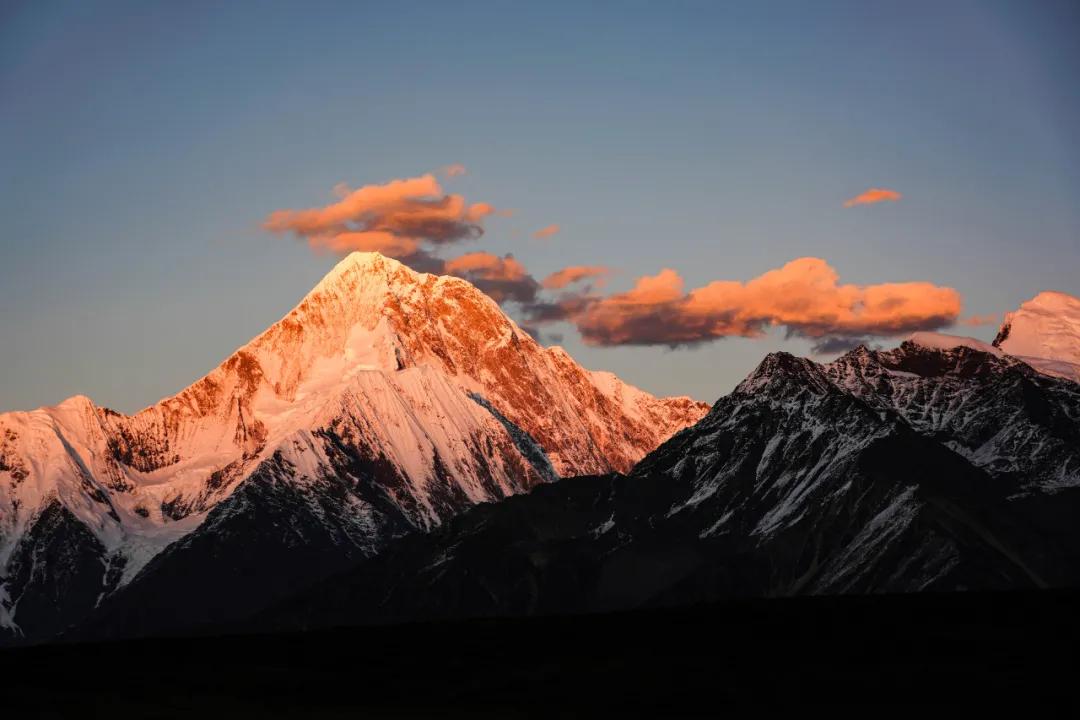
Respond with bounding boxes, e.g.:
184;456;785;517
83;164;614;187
143;251;706;476
0;252;706;642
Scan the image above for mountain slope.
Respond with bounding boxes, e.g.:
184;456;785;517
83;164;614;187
0;252;706;643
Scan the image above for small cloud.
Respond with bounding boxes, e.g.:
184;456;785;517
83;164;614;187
962;313;999;327
532;224;561;239
443;163;467;177
542;265;610;290
843;188;902;208
443;252;539;305
465;202;496;222
444;251;528;280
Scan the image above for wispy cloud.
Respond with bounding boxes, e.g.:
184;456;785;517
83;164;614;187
843;188;902;208
532;224;561;239
442;163;467;177
542;265;610;290
962;313;999;327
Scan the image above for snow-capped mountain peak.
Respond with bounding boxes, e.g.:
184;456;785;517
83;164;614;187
993;291;1080;382
984;291;1080;384
734;352;834;396
1;251;707;641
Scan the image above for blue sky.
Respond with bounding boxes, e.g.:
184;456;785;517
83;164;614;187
2;0;1078;412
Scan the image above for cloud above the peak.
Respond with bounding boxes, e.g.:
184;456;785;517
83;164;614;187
843;188;902;208
532;223;561;239
567;258;962;347
442;163;467;177
263;173;499;260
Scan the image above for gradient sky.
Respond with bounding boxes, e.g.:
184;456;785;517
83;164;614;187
2;0;1078;413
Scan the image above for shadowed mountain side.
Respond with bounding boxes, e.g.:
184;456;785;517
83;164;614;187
259;434;1080;633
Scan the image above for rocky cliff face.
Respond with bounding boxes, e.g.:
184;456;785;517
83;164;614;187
823;334;1080;490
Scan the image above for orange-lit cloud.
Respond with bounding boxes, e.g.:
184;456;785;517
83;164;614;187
445;251;528;280
443;252;539;305
533;224;561;239
542;265;610;290
843;188;902;208
264;177;955;353
570;258;961;347
264;174;498;260
443;163;467;177
962;313;999;327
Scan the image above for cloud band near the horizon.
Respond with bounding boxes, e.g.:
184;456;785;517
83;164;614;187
568;258;961;348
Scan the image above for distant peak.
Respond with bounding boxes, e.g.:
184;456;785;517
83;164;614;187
1023;290;1080;310
994;290;1080;370
841;344;875;359
736;351;831;395
755;351;820;376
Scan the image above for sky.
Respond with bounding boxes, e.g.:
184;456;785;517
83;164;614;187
1;0;1078;413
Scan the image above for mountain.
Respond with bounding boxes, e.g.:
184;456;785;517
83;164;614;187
994;291;1080;382
825;333;1080;490
0;252;707;643
263;335;1080;630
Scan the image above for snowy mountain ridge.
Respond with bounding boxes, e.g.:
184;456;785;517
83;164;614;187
824;335;1080;489
262;331;1080;632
